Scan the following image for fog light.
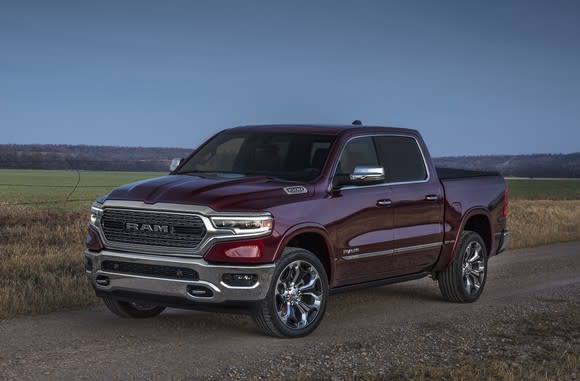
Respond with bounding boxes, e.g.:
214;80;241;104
222;273;258;287
224;245;261;258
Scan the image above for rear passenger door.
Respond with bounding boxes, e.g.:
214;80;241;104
374;136;444;274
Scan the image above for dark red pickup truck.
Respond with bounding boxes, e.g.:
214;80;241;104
85;124;509;337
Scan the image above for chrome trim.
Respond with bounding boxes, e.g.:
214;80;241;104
444;240;456;245
85;249;276;303
219;280;261;290
329;133;431;192
343;249;394;260
343;242;442;261
101;200;271;217
94;200;272;257
396;242;442;254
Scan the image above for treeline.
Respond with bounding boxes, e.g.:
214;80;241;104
0;144;579;177
434;153;580;178
0;144;193;172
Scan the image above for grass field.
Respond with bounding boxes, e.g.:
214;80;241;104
0;169;164;211
0;169;579;319
507;178;580;200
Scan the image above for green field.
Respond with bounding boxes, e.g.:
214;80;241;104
0;169;164;211
507;179;580;200
0;170;579;211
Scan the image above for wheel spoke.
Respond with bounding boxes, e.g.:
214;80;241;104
467;245;480;263
291;263;301;284
279;302;294;323
302;293;321;310
465;274;472;292
295;302;309;328
298;272;319;291
279;268;291;283
471;274;481;290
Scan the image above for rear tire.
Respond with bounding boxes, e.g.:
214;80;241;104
438;231;488;303
253;248;329;338
102;296;166;319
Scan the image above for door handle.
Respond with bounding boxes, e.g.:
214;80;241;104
376;199;392;207
425;195;439;201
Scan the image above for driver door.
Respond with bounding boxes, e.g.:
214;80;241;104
329;136;397;285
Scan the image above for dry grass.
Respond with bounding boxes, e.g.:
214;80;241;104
0;206;97;318
402;352;579;381
0;200;579;319
509;200;580;249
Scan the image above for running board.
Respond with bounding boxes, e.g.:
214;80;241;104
329;271;430;295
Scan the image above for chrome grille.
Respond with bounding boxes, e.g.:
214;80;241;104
101;209;206;249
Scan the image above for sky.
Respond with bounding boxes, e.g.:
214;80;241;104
1;0;579;156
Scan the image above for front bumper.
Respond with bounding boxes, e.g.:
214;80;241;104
84;249;275;304
496;229;510;254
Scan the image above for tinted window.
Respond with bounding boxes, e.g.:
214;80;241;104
177;131;336;182
375;136;427;182
337;137;379;174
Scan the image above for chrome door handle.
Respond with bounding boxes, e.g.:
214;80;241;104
425;195;439;201
376;199;392;206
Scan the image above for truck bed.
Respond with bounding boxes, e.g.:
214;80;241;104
436;167;500;180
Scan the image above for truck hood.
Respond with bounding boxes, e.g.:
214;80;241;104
105;174;313;211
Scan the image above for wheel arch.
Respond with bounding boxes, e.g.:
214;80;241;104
436;208;493;270
275;223;334;284
461;212;492;255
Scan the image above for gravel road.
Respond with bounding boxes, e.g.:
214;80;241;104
1;241;579;380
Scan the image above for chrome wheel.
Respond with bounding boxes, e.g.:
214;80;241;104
275;260;323;330
462;241;485;295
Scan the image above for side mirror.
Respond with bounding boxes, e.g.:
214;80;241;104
169;158;182;172
334;166;385;187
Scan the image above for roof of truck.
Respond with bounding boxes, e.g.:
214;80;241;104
228;124;419;136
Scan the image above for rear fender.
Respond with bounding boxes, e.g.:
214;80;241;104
435;207;492;271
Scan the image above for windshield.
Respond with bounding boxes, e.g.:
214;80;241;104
177;131;336;182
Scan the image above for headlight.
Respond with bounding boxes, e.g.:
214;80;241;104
210;216;273;235
90;206;103;226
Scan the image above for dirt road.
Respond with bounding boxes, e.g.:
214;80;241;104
1;241;579;380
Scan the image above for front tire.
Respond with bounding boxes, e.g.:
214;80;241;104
102;295;166;319
438;231;488;303
253;248;329;338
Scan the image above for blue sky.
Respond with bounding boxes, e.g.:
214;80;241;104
1;0;579;156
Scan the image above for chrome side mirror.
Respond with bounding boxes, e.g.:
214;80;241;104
334;166;385;187
169;158;182;172
350;166;385;184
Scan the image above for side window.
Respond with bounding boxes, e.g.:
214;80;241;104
337;137;379;174
375;136;427;182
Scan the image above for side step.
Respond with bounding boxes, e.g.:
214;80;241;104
329;271;430;295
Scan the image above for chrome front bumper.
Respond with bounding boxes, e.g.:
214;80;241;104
496;229;510;254
84;250;275;304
